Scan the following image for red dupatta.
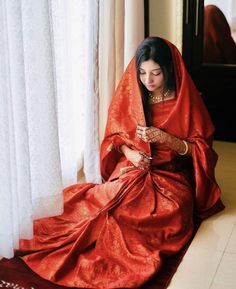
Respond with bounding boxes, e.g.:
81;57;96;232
100;38;224;219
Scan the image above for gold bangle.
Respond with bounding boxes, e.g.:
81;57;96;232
179;140;189;155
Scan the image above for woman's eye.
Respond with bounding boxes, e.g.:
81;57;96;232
139;71;161;76
152;72;161;76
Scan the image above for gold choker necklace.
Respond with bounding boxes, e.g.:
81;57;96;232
148;90;170;104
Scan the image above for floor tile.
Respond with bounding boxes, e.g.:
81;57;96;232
189;219;235;252
210;252;236;288
168;141;236;289
210;283;235;289
167;247;223;289
225;224;236;254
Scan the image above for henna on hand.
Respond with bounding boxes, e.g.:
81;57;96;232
136;125;192;156
136;125;165;143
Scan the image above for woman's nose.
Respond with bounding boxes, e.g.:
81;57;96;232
145;74;153;84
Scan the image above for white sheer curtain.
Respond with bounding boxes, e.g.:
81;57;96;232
50;0;88;186
0;0;98;258
99;0;145;141
83;0;102;184
0;0;64;259
54;0;101;185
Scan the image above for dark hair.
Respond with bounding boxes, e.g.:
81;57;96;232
135;37;176;115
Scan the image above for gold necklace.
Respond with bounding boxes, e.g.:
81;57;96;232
148;89;170;104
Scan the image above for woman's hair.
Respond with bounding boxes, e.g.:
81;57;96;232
135;37;176;111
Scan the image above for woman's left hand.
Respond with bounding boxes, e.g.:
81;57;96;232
136;125;164;143
136;125;192;156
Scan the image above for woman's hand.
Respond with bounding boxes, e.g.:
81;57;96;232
136;125;165;143
136;125;192;156
120;145;151;170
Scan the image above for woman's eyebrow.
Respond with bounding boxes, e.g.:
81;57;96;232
139;68;161;71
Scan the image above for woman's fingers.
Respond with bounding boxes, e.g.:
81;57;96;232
136;126;146;138
136;126;149;141
137;152;152;170
139;151;152;161
137;126;161;143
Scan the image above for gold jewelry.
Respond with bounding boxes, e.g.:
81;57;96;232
148;89;170;104
139;151;152;160
179;140;189;155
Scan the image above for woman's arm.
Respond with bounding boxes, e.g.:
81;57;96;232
136;125;192;156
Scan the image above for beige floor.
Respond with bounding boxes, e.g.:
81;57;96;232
168;141;236;289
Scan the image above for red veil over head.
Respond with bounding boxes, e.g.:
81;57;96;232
100;37;224;219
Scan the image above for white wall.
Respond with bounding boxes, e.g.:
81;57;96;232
149;0;183;52
204;0;234;24
204;0;236;41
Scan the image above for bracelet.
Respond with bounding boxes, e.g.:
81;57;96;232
179;140;189;155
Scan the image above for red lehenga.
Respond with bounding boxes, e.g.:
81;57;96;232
17;39;224;289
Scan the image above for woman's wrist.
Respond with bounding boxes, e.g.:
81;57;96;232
157;129;168;144
161;133;192;156
179;140;189;155
118;144;130;155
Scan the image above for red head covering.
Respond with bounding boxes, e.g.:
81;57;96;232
100;37;224;218
204;4;236;64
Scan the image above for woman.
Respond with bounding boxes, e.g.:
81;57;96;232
16;37;224;288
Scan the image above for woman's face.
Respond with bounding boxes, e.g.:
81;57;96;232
139;59;164;94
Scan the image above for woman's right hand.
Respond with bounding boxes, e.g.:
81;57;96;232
120;145;151;170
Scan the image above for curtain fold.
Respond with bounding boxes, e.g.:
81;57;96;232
0;0;64;258
98;0;116;145
98;0;145;141
50;0;85;187
83;0;102;184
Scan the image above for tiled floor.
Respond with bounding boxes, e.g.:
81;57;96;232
168;141;236;289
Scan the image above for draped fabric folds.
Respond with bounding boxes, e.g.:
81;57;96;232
0;0;63;259
16;39;224;288
82;0;101;184
101;39;224;218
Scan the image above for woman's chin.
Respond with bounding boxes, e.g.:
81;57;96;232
147;86;156;91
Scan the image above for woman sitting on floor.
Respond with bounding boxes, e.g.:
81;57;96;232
16;36;224;289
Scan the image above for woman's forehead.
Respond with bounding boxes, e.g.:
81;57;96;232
140;59;161;70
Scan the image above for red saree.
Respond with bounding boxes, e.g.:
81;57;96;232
16;39;224;288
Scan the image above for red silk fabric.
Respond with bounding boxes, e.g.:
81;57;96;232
101;38;224;218
17;39;224;288
204;4;236;64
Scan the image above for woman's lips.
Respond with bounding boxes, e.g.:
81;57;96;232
146;85;156;90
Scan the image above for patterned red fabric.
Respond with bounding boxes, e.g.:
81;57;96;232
15;38;224;289
101;38;224;218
